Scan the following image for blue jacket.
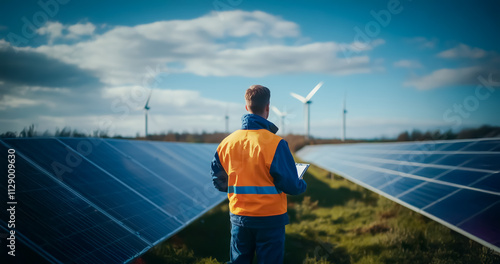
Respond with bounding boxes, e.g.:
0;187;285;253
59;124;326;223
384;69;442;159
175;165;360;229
211;114;307;228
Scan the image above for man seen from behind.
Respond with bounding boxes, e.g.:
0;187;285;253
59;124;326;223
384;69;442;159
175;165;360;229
210;85;307;263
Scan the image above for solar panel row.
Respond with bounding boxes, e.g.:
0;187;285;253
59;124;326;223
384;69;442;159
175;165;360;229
296;138;500;253
0;138;226;264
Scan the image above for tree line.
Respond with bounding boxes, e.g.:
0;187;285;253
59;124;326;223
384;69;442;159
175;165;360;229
1;124;499;150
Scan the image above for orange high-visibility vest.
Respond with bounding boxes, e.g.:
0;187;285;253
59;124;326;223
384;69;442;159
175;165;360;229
217;129;287;216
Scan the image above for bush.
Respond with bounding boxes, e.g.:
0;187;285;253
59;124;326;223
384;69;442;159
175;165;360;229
294;196;319;221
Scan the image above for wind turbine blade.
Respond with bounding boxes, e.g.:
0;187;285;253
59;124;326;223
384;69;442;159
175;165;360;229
305;81;323;101
144;89;153;109
271;106;283;116
290;92;307;103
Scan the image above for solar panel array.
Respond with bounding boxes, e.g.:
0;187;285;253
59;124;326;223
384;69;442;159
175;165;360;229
0;137;226;264
296;138;500;253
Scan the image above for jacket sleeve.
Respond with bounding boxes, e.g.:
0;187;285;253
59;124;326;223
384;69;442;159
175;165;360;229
211;150;228;192
269;140;307;195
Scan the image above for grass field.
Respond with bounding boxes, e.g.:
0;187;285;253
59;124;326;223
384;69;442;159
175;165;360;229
141;163;500;264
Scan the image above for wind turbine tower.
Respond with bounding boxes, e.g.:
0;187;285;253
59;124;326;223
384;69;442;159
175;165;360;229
342;93;347;142
144;90;152;137
290;82;323;140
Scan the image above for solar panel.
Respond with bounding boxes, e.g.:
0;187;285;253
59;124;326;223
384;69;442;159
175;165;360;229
296;138;500;253
59;138;208;222
0;138;226;263
105;140;224;207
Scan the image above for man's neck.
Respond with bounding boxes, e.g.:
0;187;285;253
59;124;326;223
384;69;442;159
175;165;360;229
249;112;267;120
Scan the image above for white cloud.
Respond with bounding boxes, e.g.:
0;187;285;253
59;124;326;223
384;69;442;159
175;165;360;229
403;66;482;90
437;44;486;59
102;86;242;114
182;43;373;77
36;21;64;44
1;10;386;136
67;22;96;38
25;10;382;85
401;44;500;90
393;59;422;68
1;84;246;136
37;21;96;42
0;95;45;110
100;86;246;136
0;39;9;49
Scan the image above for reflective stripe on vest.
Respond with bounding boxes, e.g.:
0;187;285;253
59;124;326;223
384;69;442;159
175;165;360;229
228;186;282;194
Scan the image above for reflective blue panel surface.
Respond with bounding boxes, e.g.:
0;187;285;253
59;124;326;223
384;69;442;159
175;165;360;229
471;172;500;193
106;139;224;206
4;138;182;243
0;143;149;264
296;138;500;252
1;138;227;263
459;202;500;248
410;167;448;178
424;189;499;226
461;140;500;151
437;170;490;187
398;182;458;209
461;154;500;171
379;177;424;197
59;138;207;222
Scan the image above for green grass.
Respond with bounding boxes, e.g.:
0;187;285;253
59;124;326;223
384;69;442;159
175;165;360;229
141;164;500;264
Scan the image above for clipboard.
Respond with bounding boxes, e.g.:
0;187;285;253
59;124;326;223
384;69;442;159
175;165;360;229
295;163;310;179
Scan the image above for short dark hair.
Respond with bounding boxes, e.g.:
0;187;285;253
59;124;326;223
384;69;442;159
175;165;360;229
245;85;270;115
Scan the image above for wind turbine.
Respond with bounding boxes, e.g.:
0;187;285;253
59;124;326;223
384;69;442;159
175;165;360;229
342;93;347;142
271;106;289;136
290;82;324;140
144;89;152;137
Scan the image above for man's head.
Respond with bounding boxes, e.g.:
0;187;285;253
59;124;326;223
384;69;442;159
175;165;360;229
245;85;270;119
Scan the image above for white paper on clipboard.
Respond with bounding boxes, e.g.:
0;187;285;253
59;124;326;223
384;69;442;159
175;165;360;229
295;163;310;179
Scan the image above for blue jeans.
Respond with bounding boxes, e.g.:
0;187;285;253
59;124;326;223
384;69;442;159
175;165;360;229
229;224;285;264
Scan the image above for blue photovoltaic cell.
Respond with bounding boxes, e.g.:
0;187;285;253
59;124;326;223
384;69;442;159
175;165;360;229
398;182;458;209
59;138;207;222
432;169;487;186
462;140;500;151
379;177;424;197
0;143;149;264
4;138;182;243
106;139;223;206
459;202;500;248
462;154;500;171
471;173;500;193
296;138;500;253
363;171;399;188
438;141;473;151
105;139;204;190
0;137;226;264
407;167;446;178
424;189;499;225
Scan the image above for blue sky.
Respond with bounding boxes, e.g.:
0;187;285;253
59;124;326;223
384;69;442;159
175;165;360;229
1;0;499;138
